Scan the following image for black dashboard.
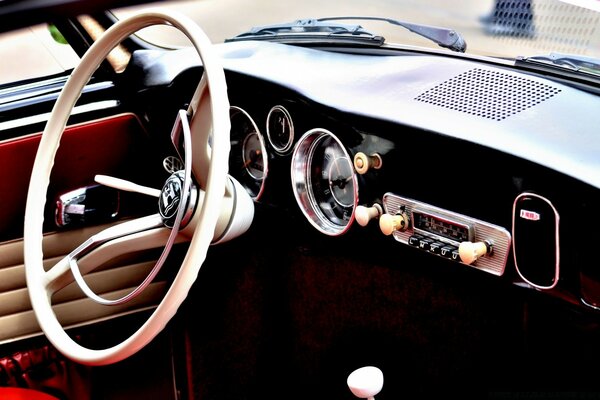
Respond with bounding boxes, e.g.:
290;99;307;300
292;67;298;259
128;41;600;317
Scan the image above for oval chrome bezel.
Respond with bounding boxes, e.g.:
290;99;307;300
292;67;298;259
291;128;358;236
230;105;269;200
266;105;295;154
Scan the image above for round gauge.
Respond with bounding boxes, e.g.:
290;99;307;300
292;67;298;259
291;128;358;236
229;106;268;200
242;132;265;180
266;105;294;154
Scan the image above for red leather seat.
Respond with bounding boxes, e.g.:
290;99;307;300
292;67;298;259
0;387;59;399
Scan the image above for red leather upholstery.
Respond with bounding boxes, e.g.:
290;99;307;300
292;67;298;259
0;387;59;399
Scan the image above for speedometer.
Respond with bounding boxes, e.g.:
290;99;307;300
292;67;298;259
291;128;358;236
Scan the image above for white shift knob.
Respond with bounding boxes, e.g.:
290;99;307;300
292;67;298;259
347;366;384;400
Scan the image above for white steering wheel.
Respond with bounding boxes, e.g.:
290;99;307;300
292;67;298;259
24;10;231;365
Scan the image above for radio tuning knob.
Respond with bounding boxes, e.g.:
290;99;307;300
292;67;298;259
353;152;382;175
379;212;409;236
355;204;382;227
458;240;493;265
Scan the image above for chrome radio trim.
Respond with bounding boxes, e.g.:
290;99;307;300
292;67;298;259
382;193;512;276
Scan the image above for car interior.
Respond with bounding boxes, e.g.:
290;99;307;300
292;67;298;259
1;0;600;399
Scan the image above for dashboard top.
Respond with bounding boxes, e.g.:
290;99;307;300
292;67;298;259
199;41;600;190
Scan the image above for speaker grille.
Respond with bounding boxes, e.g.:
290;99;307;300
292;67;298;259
414;68;561;121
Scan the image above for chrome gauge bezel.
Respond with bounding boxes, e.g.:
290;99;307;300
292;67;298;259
291;128;358;236
241;131;265;180
266;105;294;154
229;106;269;200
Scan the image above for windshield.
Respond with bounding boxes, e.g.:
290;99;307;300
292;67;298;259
115;0;600;61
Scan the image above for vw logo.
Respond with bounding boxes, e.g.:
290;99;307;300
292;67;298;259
159;171;184;226
163;156;184;174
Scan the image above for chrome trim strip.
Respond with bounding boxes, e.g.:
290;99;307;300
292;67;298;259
0;81;114;106
581;297;600;311
0;100;119;131
0;76;68;100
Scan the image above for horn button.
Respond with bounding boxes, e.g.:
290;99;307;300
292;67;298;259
159;170;197;228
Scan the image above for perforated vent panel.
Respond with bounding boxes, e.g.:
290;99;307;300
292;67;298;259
414;68;561;121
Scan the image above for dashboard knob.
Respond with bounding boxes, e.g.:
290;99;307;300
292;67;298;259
354;152;382;175
347;366;384;400
355;204;382;227
458;240;492;265
379;212;409;235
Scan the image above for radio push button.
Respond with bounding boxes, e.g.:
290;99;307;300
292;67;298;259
429;241;445;255
440;245;456;259
451;249;461;261
408;235;422;247
418;237;434;251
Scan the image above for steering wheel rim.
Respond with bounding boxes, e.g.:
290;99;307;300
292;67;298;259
23;10;230;365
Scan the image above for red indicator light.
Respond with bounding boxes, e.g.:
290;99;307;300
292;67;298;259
520;209;541;221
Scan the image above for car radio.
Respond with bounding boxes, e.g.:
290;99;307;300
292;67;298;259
378;193;511;276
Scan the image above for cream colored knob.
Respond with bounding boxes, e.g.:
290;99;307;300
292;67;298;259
379;213;408;236
458;241;491;265
355;204;382;227
354;152;382;175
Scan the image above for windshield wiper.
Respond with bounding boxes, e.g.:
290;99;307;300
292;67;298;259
226;16;467;53
320;16;466;52
225;18;385;47
517;53;600;76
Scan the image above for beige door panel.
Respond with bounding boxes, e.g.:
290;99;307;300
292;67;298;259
0;223;169;344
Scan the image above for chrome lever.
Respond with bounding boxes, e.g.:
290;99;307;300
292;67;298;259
55;184;119;228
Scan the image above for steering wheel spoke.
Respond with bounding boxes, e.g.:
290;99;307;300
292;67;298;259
94;175;161;198
44;214;165;295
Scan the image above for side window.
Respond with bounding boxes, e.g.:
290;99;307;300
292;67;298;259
0;24;79;86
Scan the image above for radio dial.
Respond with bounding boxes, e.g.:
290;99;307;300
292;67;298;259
379;212;409;235
458;240;492;265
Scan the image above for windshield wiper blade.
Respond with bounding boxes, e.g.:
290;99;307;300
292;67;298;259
518;53;600;75
226;16;467;52
225;19;385;46
318;16;466;52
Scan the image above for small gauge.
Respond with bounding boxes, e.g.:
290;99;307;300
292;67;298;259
229;106;268;200
266;105;294;154
242;132;265;180
291;128;358;236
